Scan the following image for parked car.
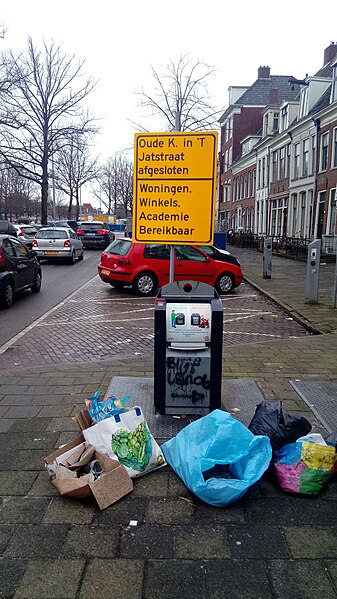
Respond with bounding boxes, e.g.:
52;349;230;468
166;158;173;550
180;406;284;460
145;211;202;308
0;234;42;308
0;219;17;237
13;224;38;250
97;239;243;296
76;221;115;249
32;227;83;264
196;245;240;266
47;220;79;231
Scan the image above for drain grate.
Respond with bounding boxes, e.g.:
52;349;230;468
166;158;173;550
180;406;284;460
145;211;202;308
104;376;266;441
290;380;337;434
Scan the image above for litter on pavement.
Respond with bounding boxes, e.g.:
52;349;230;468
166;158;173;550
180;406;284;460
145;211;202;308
44;391;337;510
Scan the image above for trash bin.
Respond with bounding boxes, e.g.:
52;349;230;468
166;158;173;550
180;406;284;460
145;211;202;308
154;280;223;415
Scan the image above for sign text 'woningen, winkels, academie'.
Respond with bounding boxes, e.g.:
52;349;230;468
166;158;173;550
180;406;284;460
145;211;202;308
132;131;218;245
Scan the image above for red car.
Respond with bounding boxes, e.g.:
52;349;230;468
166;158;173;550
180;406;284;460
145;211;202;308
98;239;243;296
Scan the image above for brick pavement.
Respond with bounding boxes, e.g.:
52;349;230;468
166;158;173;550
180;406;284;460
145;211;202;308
0;276;307;369
0;248;337;598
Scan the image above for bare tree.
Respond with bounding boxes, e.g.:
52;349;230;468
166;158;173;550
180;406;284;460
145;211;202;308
0;37;97;224
93;154;133;217
53;133;99;219
0;165;39;220
135;54;222;132
117;156;133;217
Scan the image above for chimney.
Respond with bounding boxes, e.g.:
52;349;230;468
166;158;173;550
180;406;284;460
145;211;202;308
269;88;278;104
324;42;337;65
258;66;270;79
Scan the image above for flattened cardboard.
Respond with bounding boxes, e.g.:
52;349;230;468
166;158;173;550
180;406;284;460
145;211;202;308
73;409;91;431
44;439;133;509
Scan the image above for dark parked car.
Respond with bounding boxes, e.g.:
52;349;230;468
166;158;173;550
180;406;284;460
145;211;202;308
0;219;17;237
0;234;42;308
47;220;79;231
76;221;115;249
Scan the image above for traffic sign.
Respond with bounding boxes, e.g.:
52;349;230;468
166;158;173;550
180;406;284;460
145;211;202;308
132;131;218;245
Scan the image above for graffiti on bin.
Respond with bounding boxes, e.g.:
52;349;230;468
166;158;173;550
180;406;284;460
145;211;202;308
166;356;210;404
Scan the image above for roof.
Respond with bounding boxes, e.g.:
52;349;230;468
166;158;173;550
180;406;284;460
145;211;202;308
235;76;301;106
309;85;332;115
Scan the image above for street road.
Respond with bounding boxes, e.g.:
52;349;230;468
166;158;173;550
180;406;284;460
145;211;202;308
0;262;308;369
0;250;99;346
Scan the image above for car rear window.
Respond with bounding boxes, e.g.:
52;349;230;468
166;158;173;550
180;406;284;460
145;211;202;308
105;239;131;255
36;230;68;239
79;223;105;230
22;226;37;235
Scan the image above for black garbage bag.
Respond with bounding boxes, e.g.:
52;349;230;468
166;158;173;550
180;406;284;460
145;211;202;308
248;400;312;451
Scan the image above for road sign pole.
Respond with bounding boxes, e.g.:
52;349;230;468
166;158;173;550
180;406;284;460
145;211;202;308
169;245;175;283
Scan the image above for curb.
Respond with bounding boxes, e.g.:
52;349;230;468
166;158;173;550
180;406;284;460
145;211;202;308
243;275;324;336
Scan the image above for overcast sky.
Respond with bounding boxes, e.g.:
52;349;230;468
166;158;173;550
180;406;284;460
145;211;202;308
2;0;337;206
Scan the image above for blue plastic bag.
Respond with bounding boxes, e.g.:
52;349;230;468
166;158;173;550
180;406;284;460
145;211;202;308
162;410;272;507
86;390;130;424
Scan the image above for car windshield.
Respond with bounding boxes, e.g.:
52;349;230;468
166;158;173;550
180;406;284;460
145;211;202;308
105;239;131;255
36;230;68;239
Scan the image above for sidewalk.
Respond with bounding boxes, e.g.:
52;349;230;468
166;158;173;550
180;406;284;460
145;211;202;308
1;248;337;598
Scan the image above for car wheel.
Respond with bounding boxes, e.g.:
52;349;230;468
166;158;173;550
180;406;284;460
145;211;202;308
0;281;14;309
31;271;42;294
216;272;235;294
78;250;84;261
69;251;76;265
132;272;157;296
109;282;125;289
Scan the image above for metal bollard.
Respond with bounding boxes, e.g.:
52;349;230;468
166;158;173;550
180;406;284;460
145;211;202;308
263;237;272;279
305;239;321;304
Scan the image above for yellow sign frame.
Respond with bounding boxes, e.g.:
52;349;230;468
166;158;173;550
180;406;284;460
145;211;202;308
132;131;218;245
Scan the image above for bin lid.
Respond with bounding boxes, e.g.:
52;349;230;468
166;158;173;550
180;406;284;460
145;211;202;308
159;280;216;299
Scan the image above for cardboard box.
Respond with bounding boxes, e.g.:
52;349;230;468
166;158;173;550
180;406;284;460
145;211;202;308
73;409;91;431
44;435;133;510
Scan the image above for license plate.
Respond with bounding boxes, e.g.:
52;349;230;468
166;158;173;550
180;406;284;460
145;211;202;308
101;269;110;275
45;251;59;255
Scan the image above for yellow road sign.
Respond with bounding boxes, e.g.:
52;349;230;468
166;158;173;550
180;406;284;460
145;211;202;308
132;131;218;245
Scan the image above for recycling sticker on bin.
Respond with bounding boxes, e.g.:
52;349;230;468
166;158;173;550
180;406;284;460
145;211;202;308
166;303;211;343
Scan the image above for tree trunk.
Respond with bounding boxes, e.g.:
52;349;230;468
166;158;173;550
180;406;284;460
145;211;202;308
67;194;73;219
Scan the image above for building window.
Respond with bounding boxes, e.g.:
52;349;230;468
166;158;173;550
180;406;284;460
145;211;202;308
308;189;314;237
279;147;285;179
271;198;286;237
311;135;316;175
320;132;329;171
299;87;308;119
332;128;337;169
331;65;337;103
272;151;278;182
281;106;288;132
262;157;266;187
286;144;291;177
264;113;269;137
299;191;306;235
328;189;336;235
273;112;279;132
302;139;309;177
291;194;298;237
293;143;300;179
